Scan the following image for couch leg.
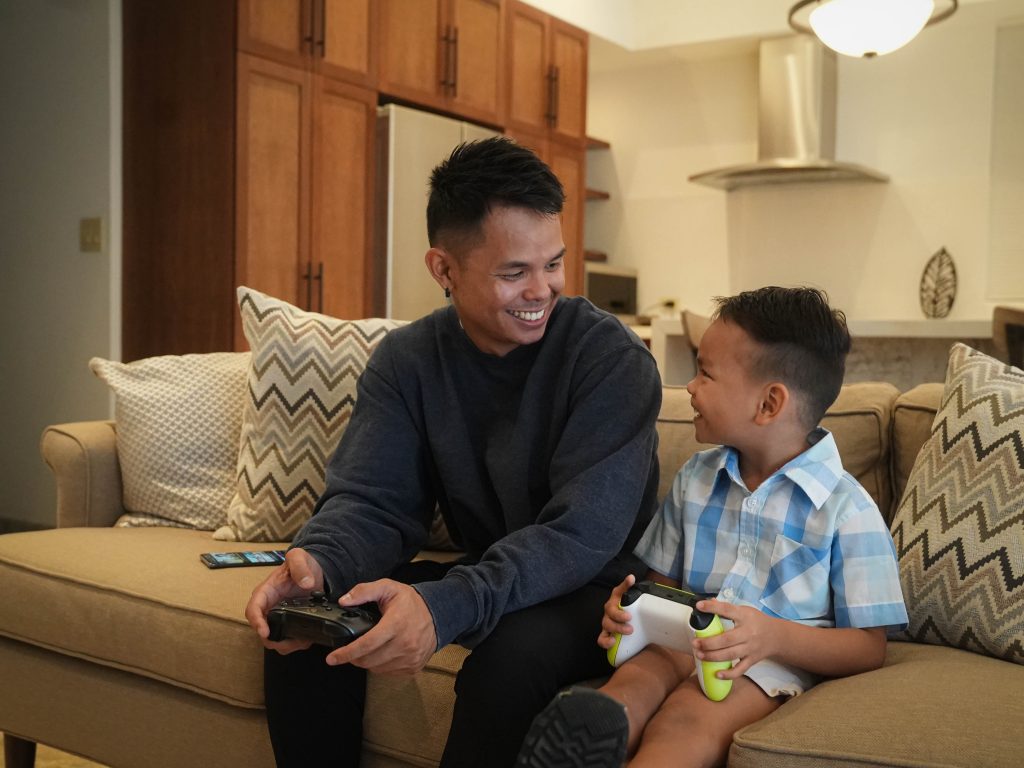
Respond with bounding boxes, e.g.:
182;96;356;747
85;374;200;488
4;733;37;768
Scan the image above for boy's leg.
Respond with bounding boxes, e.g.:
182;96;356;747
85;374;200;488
629;676;782;768
516;645;694;767
599;645;695;755
439;583;609;768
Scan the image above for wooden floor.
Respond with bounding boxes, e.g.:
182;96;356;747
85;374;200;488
1;736;107;768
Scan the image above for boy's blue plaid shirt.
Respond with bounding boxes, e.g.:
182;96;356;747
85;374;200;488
636;429;909;632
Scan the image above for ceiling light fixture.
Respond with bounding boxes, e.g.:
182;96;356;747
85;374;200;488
788;0;958;58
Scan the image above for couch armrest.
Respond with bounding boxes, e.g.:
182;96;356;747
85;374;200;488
40;421;124;528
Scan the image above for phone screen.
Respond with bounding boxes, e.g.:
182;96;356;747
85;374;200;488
200;550;287;568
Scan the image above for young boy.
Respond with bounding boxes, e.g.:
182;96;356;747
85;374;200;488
516;286;908;768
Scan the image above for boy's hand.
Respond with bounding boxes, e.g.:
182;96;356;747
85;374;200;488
691;598;781;679
597;574;636;649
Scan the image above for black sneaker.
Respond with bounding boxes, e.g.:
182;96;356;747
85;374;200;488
516;686;628;768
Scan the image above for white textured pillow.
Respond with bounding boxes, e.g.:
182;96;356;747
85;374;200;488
90;352;250;530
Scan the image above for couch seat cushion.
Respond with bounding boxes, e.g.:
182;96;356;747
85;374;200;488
728;641;1024;768
0;527;287;708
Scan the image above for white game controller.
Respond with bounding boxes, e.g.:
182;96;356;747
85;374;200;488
607;581;733;701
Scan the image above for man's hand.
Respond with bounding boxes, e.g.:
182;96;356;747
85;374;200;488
325;579;437;675
597;574;636;650
244;547;325;654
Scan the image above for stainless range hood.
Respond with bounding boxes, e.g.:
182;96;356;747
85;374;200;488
689;35;888;191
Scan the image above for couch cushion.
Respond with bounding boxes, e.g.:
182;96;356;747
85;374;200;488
216;287;406;542
891;382;943;512
0;527;284;708
657;382;898;516
729;641;1024;768
890;344;1024;663
89;352;250;530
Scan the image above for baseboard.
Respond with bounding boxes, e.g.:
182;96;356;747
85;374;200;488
0;518;51;534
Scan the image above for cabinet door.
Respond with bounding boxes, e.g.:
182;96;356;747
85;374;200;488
238;0;313;67
448;0;504;125
550;19;588;145
505;1;549;135
319;0;377;88
378;0;445;109
548;141;585;297
312;79;376;319
235;54;312;345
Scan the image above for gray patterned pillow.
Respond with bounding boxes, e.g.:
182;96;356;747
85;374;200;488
90;352;250;530
215;287;406;542
890;343;1024;662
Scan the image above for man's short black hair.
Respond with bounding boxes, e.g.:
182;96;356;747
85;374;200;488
713;286;851;428
426;137;564;251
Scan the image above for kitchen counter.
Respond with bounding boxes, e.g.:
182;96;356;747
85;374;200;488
650;316;994;389
846;319;992;338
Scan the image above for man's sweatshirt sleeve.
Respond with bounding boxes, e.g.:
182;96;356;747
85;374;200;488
291;340;435;597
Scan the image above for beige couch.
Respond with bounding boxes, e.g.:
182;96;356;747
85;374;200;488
1;381;1021;768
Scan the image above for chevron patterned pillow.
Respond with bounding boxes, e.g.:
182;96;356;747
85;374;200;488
891;343;1024;662
214;287;406;542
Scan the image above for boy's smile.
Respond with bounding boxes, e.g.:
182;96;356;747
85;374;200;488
687;319;766;449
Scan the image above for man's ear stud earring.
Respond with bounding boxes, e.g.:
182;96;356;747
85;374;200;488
445;287;451;299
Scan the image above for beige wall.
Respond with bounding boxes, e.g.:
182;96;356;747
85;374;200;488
0;0;120;529
587;0;1024;320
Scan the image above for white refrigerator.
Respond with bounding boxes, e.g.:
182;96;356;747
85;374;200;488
375;104;498;320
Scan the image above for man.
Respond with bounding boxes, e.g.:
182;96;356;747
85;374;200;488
245;137;662;767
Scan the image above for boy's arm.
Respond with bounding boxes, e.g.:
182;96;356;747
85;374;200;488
692;599;887;679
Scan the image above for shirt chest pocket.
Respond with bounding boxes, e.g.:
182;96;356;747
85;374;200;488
758;534;832;622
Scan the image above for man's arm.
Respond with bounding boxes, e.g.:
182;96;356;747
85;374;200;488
291;348;437;597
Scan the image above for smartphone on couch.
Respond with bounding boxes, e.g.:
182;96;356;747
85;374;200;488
200;550;287;569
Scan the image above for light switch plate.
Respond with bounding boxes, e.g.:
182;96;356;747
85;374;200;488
80;217;103;252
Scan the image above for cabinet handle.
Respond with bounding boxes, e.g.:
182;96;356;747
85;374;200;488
552;65;560;128
545;65;557;125
303;261;314;309
314;262;324;312
302;0;315;54
450;26;459;98
316;0;326;57
440;26;452;87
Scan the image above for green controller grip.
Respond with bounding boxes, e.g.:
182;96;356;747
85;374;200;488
694;614;733;701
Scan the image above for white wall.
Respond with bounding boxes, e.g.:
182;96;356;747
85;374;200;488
587;0;1024;319
0;0;120;529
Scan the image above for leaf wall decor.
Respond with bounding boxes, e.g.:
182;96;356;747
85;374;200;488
919;247;957;319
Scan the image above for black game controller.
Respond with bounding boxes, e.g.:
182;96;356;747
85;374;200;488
267;591;380;648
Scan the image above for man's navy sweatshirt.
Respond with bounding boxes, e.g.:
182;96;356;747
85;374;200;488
293;296;662;649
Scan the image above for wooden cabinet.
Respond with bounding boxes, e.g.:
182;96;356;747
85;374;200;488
123;0;377;360
506;0;588;146
238;0;377;88
235;55;376;344
378;0;505;127
504;129;586;297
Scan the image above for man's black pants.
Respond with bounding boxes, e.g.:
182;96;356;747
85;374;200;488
264;561;610;768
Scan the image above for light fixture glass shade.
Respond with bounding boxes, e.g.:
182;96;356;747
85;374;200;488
809;0;935;57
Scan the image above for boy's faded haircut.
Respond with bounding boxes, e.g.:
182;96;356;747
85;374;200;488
426;137;564;253
713;286;851;428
